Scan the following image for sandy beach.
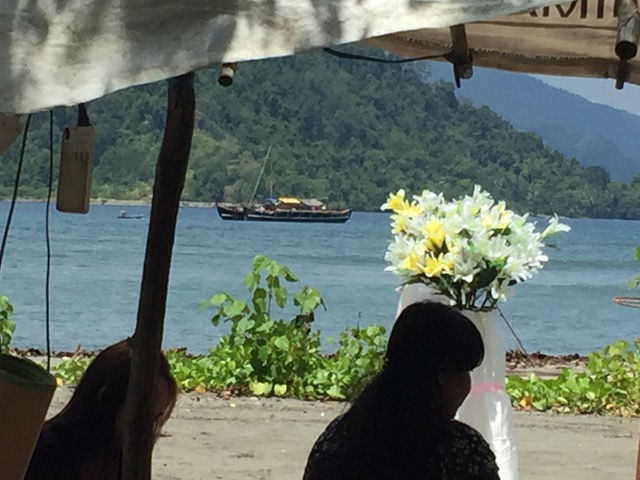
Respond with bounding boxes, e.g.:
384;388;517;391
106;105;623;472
46;388;638;480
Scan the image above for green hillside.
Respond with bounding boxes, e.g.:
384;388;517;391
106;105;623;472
3;48;640;218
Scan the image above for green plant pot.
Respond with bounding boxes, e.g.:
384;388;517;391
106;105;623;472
0;354;56;480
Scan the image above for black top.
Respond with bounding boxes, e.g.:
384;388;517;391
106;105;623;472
303;415;500;480
25;426;74;480
25;423;121;480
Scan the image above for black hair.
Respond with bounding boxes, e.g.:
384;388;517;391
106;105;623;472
339;301;484;479
25;340;177;480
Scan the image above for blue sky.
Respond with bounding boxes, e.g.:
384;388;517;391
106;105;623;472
535;75;640;116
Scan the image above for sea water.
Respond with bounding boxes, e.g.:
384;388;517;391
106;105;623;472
2;201;639;355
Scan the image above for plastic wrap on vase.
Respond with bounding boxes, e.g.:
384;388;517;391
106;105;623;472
397;283;518;480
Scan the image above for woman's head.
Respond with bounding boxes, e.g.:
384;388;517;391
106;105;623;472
384;302;484;416
339;302;485;477
51;339;177;442
27;340;177;480
385;302;484;417
387;301;484;377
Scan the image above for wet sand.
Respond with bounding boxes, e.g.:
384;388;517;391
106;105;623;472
47;388;638;479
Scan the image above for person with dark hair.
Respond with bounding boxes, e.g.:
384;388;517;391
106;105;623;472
303;301;499;480
25;339;178;480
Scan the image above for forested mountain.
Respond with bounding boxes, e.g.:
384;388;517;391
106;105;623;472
427;62;640;182
3;48;640;218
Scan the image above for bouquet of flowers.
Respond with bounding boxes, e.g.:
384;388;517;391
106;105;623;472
382;186;570;311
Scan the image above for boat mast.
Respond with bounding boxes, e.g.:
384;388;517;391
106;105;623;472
248;144;272;205
268;151;274;198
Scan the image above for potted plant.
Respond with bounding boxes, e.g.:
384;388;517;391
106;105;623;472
0;296;56;480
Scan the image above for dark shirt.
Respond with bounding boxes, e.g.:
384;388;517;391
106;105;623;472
25;423;121;480
25;426;73;480
304;415;500;480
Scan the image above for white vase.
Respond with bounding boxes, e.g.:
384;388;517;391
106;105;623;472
397;283;518;480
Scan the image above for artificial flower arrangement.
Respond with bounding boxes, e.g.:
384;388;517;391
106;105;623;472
382;186;570;311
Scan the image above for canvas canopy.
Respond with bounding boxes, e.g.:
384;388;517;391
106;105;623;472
367;0;640;86
0;0;565;114
300;199;324;208
278;197;301;204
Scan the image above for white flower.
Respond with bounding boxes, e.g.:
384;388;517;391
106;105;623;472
541;214;571;239
381;185;569;309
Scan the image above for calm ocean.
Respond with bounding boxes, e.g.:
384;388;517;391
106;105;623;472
2;201;639;355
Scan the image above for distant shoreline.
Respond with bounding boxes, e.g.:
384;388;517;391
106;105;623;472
3;198;640;220
5;197;214;208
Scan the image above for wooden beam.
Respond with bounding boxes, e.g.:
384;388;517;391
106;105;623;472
447;24;473;88
121;72;195;480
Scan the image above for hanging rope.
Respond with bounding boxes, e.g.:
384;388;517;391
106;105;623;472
497;305;535;368
0;114;32;276
323;47;445;64
45;111;54;370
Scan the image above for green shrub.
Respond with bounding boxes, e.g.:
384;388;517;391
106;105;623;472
0;296;15;353
507;340;640;416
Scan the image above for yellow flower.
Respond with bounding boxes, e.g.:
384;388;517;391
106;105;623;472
386;189;406;212
422;219;445;249
400;251;422;273
481;214;495;229
392;215;408;234
498;214;511;230
402;202;423;218
421;254;450;277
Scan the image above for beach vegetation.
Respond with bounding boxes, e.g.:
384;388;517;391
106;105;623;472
0;295;15;353
51;257;640;415
507;340;640;416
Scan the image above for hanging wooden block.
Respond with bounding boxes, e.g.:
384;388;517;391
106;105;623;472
0;115;22;156
56;125;94;214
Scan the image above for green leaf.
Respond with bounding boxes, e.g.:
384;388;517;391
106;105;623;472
274;336;290;351
274;384;287;396
281;267;298;282
224;300;247;317
257;345;270;362
274;287;288;308
211;313;223;326
208;293;229;307
244;272;259;291
252;255;270;273
327;385;345;399
236;317;250;334
267;260;282;277
471;267;499;290
249;381;273;396
252;287;267;313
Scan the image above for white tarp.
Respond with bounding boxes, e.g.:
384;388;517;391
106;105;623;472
0;0;557;114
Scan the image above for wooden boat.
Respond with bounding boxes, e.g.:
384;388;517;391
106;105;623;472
216;203;245;220
216;147;351;223
117;210;144;219
216;197;351;223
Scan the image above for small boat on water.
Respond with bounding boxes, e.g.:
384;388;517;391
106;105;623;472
216;197;352;223
117;210;144;219
216;146;351;223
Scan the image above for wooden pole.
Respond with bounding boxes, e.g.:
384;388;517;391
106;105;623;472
121;72;195;480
